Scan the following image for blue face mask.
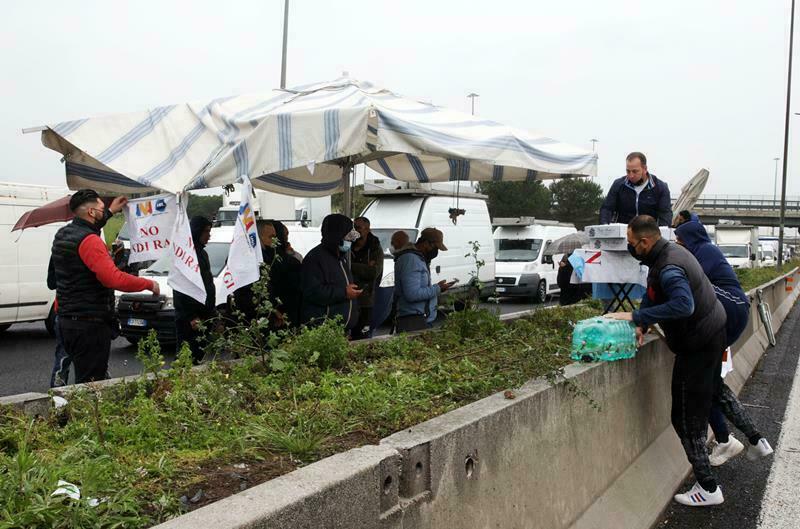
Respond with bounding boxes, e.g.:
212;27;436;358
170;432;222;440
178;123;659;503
339;240;352;253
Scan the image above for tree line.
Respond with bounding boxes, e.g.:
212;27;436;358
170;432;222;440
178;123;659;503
477;178;604;229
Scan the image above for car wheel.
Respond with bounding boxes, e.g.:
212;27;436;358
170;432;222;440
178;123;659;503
0;324;10;333
534;280;547;304
45;305;57;337
125;336;141;346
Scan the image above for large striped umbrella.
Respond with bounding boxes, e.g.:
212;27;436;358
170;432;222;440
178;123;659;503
37;77;598;206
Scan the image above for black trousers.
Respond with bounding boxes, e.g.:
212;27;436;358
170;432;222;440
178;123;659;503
671;330;726;489
175;317;205;364
59;318;112;384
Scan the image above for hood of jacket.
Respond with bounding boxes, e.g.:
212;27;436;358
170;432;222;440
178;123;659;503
190;216;212;250
675;220;712;254
320;214;353;253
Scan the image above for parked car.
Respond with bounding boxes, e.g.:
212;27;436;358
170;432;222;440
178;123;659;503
117;227;233;344
0;182;70;335
116;224;319;344
492;219;577;303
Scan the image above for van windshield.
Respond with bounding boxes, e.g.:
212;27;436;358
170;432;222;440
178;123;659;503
214;210;238;227
719;245;749;258
495;239;543;262
141;241;231;277
370;229;418;257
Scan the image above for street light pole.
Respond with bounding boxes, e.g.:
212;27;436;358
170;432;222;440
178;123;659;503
467;93;479;116
779;0;796;267
280;0;289;89
591;138;599;152
773;157;780;236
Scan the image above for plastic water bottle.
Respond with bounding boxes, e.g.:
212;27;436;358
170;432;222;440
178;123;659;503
571;317;637;362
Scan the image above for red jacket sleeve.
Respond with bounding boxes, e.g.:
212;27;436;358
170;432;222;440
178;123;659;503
78;235;155;293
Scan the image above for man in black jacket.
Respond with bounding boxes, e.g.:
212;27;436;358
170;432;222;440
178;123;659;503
599;152;672;226
174;216;215;364
301;214;362;330
609;215;729;506
350;216;384;339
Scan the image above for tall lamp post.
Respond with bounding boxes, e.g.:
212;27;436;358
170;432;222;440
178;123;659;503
773;157;780;236
590;138;599;152
280;0;289;89
779;0;796;267
467;93;479;116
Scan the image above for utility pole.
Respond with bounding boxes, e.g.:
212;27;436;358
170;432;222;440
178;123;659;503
467;93;479;115
591;138;599;152
280;0;289;89
773;157;780;236
779;0;796;267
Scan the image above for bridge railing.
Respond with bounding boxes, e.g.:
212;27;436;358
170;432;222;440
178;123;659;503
685;195;800;211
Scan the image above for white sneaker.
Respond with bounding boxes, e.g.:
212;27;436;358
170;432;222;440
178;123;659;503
709;435;745;466
746;438;774;461
674;482;724;507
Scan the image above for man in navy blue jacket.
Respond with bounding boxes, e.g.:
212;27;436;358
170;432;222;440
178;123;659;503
599;152;672;226
675;217;773;467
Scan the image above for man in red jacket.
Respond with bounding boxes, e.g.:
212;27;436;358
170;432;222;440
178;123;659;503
52;189;160;383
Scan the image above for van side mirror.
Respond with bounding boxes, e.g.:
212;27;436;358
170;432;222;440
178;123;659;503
543;254;553;265
750;253;756;261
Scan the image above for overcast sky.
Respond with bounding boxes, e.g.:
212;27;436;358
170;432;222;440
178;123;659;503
2;0;796;198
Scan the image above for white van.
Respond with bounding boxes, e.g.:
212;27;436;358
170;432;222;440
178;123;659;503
360;188;496;301
0;182;70;335
492;218;577;303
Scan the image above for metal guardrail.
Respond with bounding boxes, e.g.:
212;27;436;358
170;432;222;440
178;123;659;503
679;195;800;211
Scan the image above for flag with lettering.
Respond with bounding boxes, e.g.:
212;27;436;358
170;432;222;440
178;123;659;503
123;194;177;264
167;197;207;304
216;178;263;302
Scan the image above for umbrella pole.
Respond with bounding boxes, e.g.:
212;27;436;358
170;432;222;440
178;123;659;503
341;162;353;217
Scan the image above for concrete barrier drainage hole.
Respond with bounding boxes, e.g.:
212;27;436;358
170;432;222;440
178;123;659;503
383;476;393;495
415;462;423;476
465;456;476;479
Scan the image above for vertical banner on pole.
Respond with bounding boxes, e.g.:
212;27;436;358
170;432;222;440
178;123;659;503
216;178;264;302
167;195;207;304
123;194;177;264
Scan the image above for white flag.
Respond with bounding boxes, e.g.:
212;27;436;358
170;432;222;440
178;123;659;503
215;178;263;302
167;197;207;304
123;194;177;264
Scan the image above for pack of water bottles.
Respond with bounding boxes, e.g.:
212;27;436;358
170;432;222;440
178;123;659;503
570;317;638;362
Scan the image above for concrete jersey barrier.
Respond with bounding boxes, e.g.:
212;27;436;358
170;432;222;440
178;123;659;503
149;270;799;529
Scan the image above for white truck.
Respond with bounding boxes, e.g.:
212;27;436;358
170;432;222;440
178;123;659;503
215;185;331;227
715;225;760;269
0;182;70;335
492;218;577;303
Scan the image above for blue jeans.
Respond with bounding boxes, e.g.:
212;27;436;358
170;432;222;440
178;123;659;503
49;315;71;387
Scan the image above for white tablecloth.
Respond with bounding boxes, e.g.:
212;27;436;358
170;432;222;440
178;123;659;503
569;249;648;286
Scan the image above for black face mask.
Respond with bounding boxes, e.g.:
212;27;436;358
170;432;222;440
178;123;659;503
263;246;276;263
627;242;643;261
93;208;112;230
426;248;439;262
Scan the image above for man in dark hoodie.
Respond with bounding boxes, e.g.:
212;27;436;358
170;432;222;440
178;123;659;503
266;220;303;328
301;214;362;331
675;216;773;467
350;216;384;339
608;215;727;506
174;216;216;364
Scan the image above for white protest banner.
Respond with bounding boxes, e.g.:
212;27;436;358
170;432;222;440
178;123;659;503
167;197;207;304
123;194;177;264
216;178;263;302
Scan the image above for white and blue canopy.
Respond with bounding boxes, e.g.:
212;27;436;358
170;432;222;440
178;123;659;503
40;78;598;196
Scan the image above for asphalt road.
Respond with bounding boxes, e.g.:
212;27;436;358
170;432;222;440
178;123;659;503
654;302;800;528
0;298;554;398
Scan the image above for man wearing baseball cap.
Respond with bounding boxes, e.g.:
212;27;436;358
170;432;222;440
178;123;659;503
51;189;160;383
394;227;454;332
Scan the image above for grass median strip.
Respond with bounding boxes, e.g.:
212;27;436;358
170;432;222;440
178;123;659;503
0;303;601;529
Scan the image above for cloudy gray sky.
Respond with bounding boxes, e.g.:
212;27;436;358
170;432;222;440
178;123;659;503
2;0;796;197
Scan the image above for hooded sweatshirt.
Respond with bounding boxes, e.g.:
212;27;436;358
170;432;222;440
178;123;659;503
300;214;357;328
675;219;747;300
174;216;215;320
